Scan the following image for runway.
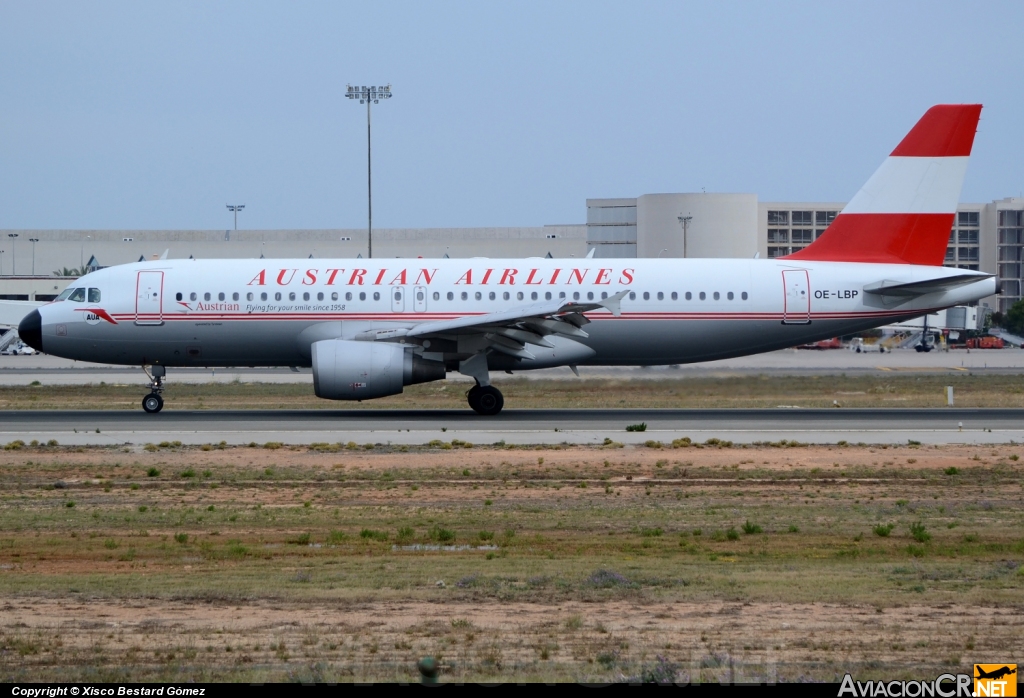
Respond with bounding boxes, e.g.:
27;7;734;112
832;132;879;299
2;408;1022;446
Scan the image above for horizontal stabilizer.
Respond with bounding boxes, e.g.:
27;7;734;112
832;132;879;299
863;273;993;298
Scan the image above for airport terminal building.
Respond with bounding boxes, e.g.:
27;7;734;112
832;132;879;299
2;193;1021;311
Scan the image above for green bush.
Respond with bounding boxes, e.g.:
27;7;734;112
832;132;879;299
909;522;931;543
359;529;388;542
873;524;894;537
742;521;763;535
725;527;740;541
625;423;647;432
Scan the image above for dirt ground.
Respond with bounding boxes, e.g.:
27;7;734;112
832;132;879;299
1;442;1021;682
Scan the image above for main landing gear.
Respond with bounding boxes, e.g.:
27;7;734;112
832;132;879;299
467;384;504;416
141;365;166;414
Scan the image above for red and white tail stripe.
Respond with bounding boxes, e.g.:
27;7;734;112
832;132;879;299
786;104;982;266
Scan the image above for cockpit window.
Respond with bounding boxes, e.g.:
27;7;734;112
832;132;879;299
88;288;101;303
67;288;86;302
56;288;74;301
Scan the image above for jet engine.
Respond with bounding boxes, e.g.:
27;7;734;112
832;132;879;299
311;339;445;400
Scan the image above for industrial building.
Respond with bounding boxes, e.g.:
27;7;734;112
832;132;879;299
2;193;1021;311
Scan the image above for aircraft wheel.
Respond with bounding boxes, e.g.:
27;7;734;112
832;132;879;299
471;386;504;416
466;385;482;412
142;393;164;414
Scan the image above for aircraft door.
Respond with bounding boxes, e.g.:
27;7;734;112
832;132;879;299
781;269;811;325
391;286;405;313
135;271;164;326
413;286;427;312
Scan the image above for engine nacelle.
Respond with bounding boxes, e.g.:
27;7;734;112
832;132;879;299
311;339;445;400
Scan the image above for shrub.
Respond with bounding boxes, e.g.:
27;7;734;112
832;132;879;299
327;530;347;543
725;527;740;541
263;442;283;450
585;569;631;588
640;527;663;537
359;529;388;542
291;532;312;545
672;437;692;448
138;505;148;513
788;525;799;533
146;467;160;477
65;501;75;508
909;522;931;543
625;423;647;432
430;526;456;543
944;467;959;476
396;526;414;541
174;533;188;545
643;440;663;448
873;524;894;537
180;468;195;478
742;521;763;535
478;530;494;541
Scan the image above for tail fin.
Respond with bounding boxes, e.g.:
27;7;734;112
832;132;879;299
785;104;982;266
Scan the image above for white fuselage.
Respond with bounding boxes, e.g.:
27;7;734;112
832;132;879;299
32;257;993;370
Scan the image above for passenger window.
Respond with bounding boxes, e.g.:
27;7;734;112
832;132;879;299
587;292;594;301
346;292;353;301
488;291;496;300
573;291;580;300
260;292;268;301
671;292;678;300
331;292;338;301
447;292;454;301
643;292;650;301
233;292;240;301
373;292;380;301
416;290;424;301
516;292;524;301
699;292;706;300
433;292;440;301
544;292;551;300
475;291;482;300
742;291;748;300
204;293;211;301
559;292;566;299
601;292;608;299
176;292;183;301
503;292;510;300
713;292;720;300
686;292;692;300
247;293;254;301
303;292;310;301
359;292;366;301
88;288;101;303
629;292;636;300
531;292;538;300
216;292;224;301
657;292;664;301
275;292;282;301
289;292;296;301
190;292;197;301
727;292;734;300
68;288;86;302
316;292;323;301
460;292;468;301
395;291;402;301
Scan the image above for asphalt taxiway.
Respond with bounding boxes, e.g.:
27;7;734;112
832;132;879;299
2;408;1022;447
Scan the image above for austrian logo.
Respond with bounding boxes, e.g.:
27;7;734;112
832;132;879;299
975;664;1017;697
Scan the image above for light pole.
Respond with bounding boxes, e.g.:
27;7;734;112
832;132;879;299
677;214;692;258
29;238;39;276
227;204;245;230
345;84;392;259
7;234;18;275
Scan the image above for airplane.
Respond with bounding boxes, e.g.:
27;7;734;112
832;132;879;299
17;104;994;416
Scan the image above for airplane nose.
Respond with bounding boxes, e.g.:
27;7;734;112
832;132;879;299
18;309;43;353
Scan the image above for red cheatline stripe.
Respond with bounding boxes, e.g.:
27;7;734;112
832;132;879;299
784;212;954;266
112;309;929;322
890;104;982;158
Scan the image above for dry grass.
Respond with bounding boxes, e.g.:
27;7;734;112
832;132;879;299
0;442;1022;682
4;372;1024;410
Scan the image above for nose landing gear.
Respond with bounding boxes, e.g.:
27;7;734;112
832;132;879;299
142;365;166;414
467;384;503;416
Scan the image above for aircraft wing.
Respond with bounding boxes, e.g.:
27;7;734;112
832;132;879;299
863;273;993;298
355;290;628;360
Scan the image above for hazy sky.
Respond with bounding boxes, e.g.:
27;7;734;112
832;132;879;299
1;1;1021;230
